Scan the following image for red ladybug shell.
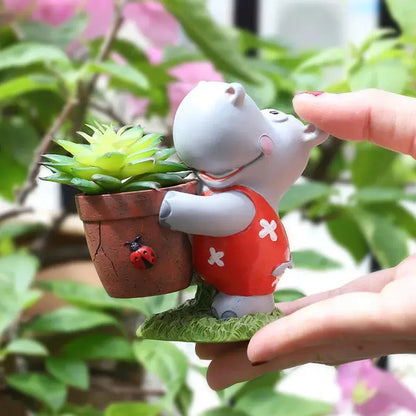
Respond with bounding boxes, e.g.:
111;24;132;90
130;246;156;269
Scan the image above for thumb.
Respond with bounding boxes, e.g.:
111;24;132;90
293;89;416;158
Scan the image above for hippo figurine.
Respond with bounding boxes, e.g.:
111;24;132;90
159;81;328;320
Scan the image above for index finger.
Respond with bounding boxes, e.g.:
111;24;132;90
293;89;416;158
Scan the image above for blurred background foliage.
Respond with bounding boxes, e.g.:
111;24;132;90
0;0;415;415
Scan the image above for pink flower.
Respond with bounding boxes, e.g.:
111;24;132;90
3;0;81;26
2;0;33;14
168;62;224;116
123;1;179;48
337;360;416;416
32;0;81;26
82;0;113;40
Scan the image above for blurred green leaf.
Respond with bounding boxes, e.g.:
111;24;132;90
23;289;43;310
25;306;118;333
327;214;368;262
0;151;26;200
38;280;165;316
279;181;332;213
358;28;397;55
111;38;148;65
368;202;416;241
0;253;40;335
88;61;149;92
57;404;103;416
0;222;44;240
291;250;341;270
133;340;188;406
274;289;305;303
350;60;409;93
46;357;89;390
200;409;249;416
175;382;193;416
353;208;409;268
0;117;39;165
365;38;400;60
7;373;67;411
351;143;398;188
137;292;179;316
0;74;58;100
0;117;39;200
161;45;204;68
232;373;282;404
353;187;416;204
0;42;69;70
18;14;88;48
235;389;332;416
60;334;134;361
0;252;38;292
386;0;416;35
5;339;48;357
104;402;161;416
160;0;258;84
297;47;345;72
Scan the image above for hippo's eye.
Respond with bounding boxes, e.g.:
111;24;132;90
262;109;289;123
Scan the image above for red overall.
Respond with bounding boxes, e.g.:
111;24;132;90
192;186;290;296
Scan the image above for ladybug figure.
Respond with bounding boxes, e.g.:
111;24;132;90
125;236;157;270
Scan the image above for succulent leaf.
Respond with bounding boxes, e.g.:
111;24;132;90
55;139;92;157
91;174;122;192
94;152;126;174
70;178;104;194
129;134;162;153
120;159;155;177
43;161;81;175
41;123;186;194
41;172;73;185
154;147;176;161
151;161;187;173
116;125;144;143
42;154;74;164
137;172;189;186
121;181;160;192
71;166;102;180
125;147;159;164
76;131;96;144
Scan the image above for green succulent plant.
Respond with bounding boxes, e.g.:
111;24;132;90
41;123;189;194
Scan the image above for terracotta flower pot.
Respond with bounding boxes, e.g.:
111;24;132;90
76;181;198;298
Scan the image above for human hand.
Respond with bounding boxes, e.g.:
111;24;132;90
196;89;416;390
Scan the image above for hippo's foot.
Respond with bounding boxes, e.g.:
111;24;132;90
211;292;275;320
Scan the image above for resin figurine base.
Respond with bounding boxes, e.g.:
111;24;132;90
137;279;283;343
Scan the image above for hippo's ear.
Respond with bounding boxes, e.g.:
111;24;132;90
303;123;329;147
225;83;245;107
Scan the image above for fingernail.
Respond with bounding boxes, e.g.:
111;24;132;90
251;360;268;367
295;91;324;97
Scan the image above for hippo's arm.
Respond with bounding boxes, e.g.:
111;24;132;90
159;190;255;236
272;259;294;277
303;124;329;147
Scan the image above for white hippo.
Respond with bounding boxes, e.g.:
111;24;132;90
159;81;328;320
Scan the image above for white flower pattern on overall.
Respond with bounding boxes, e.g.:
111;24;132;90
259;218;278;241
208;247;224;267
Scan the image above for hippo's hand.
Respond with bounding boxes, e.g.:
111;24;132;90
159;191;177;229
303;124;329;147
159;190;255;236
272;259;294;277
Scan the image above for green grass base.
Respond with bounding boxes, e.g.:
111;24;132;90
137;281;284;343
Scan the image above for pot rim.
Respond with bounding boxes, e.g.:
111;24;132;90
76;179;198;222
